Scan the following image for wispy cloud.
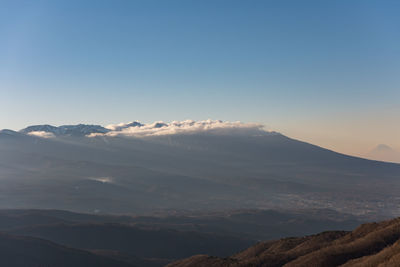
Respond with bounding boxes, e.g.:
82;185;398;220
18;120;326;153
91;120;273;138
88;177;114;183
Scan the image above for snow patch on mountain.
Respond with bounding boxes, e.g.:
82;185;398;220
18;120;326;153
20;124;110;137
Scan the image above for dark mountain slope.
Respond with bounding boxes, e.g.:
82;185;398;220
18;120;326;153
0;208;363;241
168;217;400;267
0;232;134;267
1;129;400;215
0;208;362;267
9;223;254;261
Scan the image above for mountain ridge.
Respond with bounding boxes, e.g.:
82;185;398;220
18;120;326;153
168;217;400;267
0;232;135;267
20;124;110;137
1;121;399;216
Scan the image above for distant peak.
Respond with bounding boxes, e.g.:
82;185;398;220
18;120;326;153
19;124;110;137
371;144;395;153
0;129;22;137
366;144;400;163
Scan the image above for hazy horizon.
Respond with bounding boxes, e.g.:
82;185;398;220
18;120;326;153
2;118;399;163
1;0;399;161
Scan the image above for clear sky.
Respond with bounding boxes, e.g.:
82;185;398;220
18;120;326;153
1;0;399;160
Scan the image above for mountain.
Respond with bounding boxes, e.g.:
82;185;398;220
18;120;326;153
0;208;396;267
367;144;400;163
0;232;134;267
20;124;110;137
127;208;363;241
0;209;362;240
372;144;395;153
110;121;144;131
0;208;363;266
20;124;59;135
9;223;254;262
168;216;400;267
0;129;24;137
1;121;400;216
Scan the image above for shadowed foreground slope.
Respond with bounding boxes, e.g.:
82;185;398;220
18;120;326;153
0;209;362;266
9;223;254;261
168;217;400;267
0;233;134;267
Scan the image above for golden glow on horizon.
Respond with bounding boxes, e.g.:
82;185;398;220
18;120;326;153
270;108;400;163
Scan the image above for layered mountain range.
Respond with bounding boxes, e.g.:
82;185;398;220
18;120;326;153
0;208;398;267
1;120;399;216
1;120;400;266
0;208;361;267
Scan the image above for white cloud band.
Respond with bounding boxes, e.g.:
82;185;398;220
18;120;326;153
27;131;56;138
91;120;273;138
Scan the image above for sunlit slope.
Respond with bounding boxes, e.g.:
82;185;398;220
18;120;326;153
169;217;400;267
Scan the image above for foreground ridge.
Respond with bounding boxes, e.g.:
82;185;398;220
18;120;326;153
168;217;400;267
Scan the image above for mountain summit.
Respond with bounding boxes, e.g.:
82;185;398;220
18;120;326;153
367;144;400;163
20;124;110;137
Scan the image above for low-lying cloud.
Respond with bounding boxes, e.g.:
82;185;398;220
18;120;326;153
91;120;273;138
27;131;56;138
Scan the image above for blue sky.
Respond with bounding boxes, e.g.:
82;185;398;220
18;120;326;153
1;0;399;157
